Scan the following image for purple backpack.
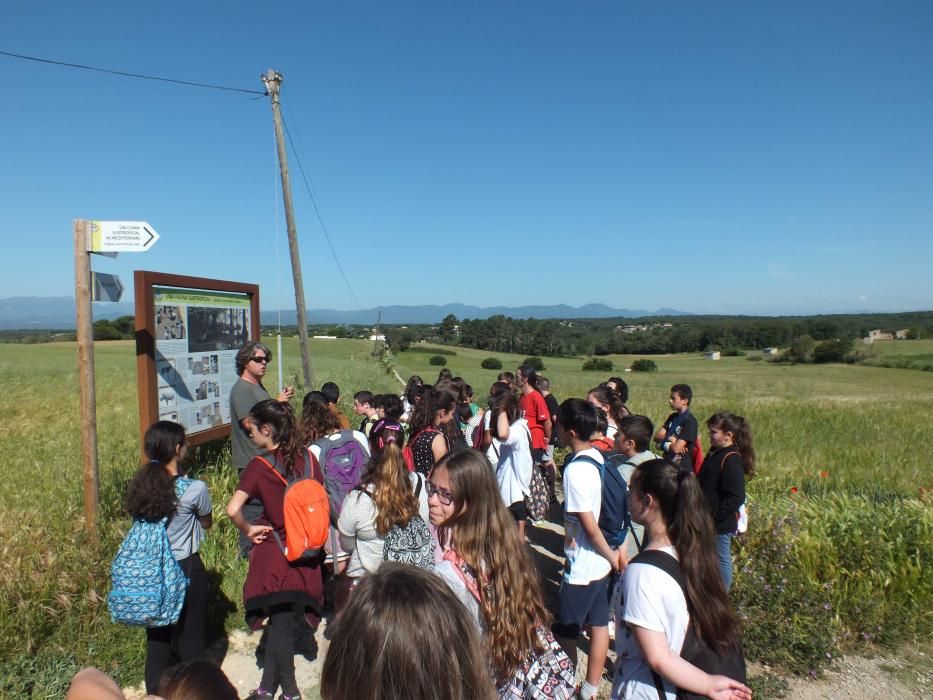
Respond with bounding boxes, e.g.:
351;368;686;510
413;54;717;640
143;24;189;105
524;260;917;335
314;431;369;520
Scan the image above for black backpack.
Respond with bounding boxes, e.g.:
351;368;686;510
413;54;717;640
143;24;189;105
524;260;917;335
630;549;747;699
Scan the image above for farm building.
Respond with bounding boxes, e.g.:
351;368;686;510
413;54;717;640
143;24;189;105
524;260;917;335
763;347;779;356
705;351;721;360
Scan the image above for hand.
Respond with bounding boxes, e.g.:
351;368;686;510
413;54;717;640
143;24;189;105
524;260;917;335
617;546;630;572
278;386;295;402
707;675;752;700
245;524;273;544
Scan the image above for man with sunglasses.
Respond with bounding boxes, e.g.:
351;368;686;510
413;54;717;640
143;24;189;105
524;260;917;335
230;341;294;555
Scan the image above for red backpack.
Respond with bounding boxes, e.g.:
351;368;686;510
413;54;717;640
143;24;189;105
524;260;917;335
258;449;329;562
691;436;705;475
402;427;440;472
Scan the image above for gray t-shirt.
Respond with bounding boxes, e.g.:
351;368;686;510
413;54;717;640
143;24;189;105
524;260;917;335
166;479;212;561
230;378;270;470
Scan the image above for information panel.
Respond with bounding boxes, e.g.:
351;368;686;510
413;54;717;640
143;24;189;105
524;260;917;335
136;271;260;447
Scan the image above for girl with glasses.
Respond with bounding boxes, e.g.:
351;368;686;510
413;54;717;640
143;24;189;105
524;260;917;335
428;449;575;699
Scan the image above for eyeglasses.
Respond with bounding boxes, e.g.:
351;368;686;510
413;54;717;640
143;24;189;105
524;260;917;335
250;356;269;364
426;480;454;506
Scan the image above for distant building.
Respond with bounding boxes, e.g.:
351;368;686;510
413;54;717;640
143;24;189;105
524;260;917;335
369;334;385;341
763;347;779;356
705;351;721;360
895;329;910;339
312;335;338;340
868;329;894;341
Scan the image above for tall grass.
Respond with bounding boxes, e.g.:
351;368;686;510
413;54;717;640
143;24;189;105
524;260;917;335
0;339;930;694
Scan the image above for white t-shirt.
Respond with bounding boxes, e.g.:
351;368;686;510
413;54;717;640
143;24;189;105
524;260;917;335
495;418;533;507
611;546;689;700
308;430;370;463
563;448;611;584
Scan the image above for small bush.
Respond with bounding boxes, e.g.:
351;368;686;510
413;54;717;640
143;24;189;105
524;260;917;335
429;355;447;366
402;346;457;356
722;347;746;357
582;358;613;372
522;356;546;371
631;359;658;372
813;339;851;364
481;357;503;370
746;354;763;362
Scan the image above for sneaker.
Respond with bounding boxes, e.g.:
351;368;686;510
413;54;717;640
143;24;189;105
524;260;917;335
245;689;274;699
279;694;302;700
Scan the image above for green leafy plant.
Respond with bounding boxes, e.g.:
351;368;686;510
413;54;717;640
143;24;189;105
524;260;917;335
522;356;546;371
481;357;503;370
582;358;613;371
631;359;658;372
429;355;447;366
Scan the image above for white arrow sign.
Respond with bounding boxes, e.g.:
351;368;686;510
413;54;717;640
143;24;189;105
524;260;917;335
91;272;124;302
87;221;160;253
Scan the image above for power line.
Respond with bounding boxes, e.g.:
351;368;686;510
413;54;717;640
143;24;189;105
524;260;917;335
279;110;364;311
0;49;266;96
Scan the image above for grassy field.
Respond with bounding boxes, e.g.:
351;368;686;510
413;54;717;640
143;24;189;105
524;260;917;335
0;338;930;696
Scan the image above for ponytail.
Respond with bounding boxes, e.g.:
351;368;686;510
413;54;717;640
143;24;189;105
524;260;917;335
632;459;741;654
250;399;304;478
707;412;756;477
367;440;418;536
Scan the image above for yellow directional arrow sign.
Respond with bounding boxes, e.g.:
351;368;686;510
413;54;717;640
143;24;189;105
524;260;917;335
88;221;160;253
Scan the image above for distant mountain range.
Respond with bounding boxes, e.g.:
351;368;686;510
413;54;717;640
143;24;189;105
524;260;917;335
0;297;692;330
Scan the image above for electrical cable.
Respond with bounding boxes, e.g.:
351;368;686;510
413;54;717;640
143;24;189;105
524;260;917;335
0;49;266;95
279;110;364;311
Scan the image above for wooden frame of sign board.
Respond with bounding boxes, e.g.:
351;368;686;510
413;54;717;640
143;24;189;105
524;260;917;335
135;271;260;449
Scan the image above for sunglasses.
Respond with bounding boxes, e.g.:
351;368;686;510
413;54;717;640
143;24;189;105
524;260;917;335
426;480;454;506
250;356;269;364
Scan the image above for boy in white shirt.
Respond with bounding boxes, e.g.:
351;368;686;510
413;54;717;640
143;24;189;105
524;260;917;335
554;399;625;700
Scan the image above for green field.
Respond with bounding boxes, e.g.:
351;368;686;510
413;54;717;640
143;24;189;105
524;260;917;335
0;339;930;696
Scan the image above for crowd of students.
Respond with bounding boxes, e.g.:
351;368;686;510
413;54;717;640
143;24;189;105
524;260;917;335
74;342;758;700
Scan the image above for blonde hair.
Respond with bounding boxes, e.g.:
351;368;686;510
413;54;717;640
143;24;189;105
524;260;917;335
435;449;550;682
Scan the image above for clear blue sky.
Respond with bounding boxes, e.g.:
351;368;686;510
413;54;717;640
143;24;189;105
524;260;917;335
2;1;931;316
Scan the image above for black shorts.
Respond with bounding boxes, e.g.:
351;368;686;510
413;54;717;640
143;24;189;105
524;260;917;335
553;575;611;639
508;500;528;522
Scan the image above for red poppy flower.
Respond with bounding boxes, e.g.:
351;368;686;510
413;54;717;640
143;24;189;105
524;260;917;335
790;486;799;494
820;471;829;479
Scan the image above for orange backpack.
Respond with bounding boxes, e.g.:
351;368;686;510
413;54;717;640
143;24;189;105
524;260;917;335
258;450;330;562
691;436;705;475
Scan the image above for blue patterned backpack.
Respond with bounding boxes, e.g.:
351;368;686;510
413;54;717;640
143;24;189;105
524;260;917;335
108;478;191;627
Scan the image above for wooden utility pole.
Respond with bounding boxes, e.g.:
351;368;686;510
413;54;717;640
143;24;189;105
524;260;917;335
73;218;99;539
262;69;314;389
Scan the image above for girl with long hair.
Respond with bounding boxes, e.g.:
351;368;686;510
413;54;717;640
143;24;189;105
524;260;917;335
337;419;430;582
489;392;534;538
126;421;213;695
226;400;324;700
698;412;756;590
407;387;457;475
428;449;576;698
587;385;626;439
612;459;751;700
320;563;496;700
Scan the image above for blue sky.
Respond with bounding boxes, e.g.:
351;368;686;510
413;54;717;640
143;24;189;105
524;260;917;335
2;1;931;316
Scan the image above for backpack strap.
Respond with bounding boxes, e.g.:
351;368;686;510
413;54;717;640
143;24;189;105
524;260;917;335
442;549;482;602
719;450;740;469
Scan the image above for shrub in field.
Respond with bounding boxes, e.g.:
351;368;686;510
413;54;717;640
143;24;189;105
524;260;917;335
402;346;457;356
746;354;763;362
631;359;658;372
429;355;447;366
522;356;546;371
813;339;851;363
582;358;613;371
723;347;746;357
481;357;503;370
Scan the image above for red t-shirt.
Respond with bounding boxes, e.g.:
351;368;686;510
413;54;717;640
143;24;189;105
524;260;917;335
520;390;550;450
